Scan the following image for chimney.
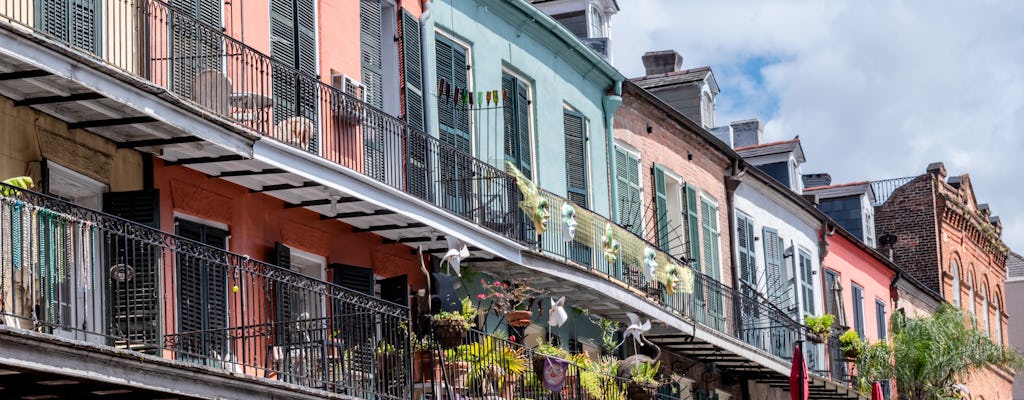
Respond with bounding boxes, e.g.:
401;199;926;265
802;173;832;189
642;50;683;76
878;233;898;260
730;119;763;148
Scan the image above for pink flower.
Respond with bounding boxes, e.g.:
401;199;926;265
476;294;486;300
510;335;516;342
494;280;502;287
496;293;504;298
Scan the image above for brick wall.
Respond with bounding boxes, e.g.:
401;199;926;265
613;89;734;286
874;175;940;293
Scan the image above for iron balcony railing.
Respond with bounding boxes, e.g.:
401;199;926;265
0;184;411;399
0;0;805;372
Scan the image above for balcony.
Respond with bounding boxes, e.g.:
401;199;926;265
0;1;863;397
0;184;410;398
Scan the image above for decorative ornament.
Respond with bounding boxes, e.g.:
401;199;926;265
232;285;240;293
548;296;568;328
561;203;577;242
442;235;470;276
541;356;569;392
602;223;620;264
622;312;651;348
505;161;550;234
677;265;694;295
643;247;658;281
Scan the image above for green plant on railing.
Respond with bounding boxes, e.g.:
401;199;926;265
630;360;660;385
447;335;527;396
534;338;572;359
804;314;835;343
579;355;626;400
839;329;864;359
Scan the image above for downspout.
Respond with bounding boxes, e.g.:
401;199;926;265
603;80;622;220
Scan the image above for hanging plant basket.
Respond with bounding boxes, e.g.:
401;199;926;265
506;310;533;327
842;348;861;360
806;331;827;344
434;319;468;349
626;381;658;400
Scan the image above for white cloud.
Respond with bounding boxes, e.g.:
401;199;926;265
612;0;1024;252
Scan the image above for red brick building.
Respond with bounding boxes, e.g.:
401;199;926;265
873;162;1012;399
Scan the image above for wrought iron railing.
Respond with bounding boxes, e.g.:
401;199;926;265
0;0;806;374
735;282;804;361
0;184;410;398
870;176;918;206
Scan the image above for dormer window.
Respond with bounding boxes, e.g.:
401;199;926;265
589;5;604;38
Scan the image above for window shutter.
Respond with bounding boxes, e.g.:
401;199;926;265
167;0;222;99
102;191;161;353
270;0;296;124
502;74;516;161
296;0;319;153
39;0;69;43
401;10;424;130
516;79;531;176
616;149;641;236
360;0;384;109
653;165;669;251
800;252;814;314
39;0;102;54
175;219;229;358
762;227;784;303
435;38;454;133
331;263;375;295
700;199;714;276
685;183;701;270
564;111;587;207
737;215;756;288
273;242;294;330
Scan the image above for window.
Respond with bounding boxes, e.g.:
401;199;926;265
798;250;814;315
981;285;989;337
653;166;684;256
824;269;840;317
736;214;757;291
564;111;588;207
967;270;975;315
700;196;721;281
851;283;865;338
552;11;587;38
615;145;642;235
951;260;960;307
273;0;319;138
818;196;865;241
175;218;230;359
996;296;1003;345
39;0;102;54
757;162;790;187
762;228;788;307
589;5;604;37
504;73;533;180
876;299;887;340
435;35;472;212
700;92;714;128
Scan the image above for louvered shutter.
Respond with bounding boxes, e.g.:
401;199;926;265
763;227;785;306
615;148;641;236
516;80;531;176
564;111;587;207
685;184;701;269
39;0;69;43
39;0;101;54
653;165;669;250
202;225;229;356
271;0;296;124
360;0;384;109
435;36;471;213
737;215;756;289
103;191;161;354
502;75;516;162
296;0;319;152
435;39;454;134
175;219;229;361
701;198;723;329
273;242;294;337
401;11;424;131
168;0;221;99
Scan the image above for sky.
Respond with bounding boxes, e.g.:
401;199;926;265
610;0;1024;255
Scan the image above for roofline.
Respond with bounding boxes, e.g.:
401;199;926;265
734;138;800;152
805;181;872;192
622;80;738;163
504;0;624;84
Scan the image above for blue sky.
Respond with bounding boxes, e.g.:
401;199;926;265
611;0;1024;255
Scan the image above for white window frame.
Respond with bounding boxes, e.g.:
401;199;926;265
286;245;328;319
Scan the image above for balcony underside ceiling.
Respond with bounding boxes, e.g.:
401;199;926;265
0;364;203;400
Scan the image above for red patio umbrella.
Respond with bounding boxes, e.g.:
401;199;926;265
871;381;884;400
789;343;809;400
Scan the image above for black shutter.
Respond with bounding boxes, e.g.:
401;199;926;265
378;275;408;307
175;219;229;361
401;10;424;131
168;0;222;99
331;263;375;295
564;110;587;207
102;191;161;354
273;242;294;332
360;0;384;109
502;74;533;179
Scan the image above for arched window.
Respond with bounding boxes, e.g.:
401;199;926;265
951;260;960;307
981;284;989;337
996;296;1003;345
967;270;975;316
589;5;604;37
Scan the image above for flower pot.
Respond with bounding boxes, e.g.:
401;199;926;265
412;350;441;382
627;381;658;400
435;319;468;349
506;310;533;327
807;331;827;344
842;348;861;360
444;360;470;389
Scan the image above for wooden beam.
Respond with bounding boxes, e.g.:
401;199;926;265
117;136;204;148
0;70;50;81
14;92;104;106
68;115;156;129
164;154;246;166
249;181;322;193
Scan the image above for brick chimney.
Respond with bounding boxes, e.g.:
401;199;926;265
731;119;763;148
642;50;683;76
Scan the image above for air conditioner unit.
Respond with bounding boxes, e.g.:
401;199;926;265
330;74;365;124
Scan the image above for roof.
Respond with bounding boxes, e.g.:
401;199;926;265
632;66;719;95
1008;252;1024;279
531;0;620;10
735;138;806;163
805;181;876;203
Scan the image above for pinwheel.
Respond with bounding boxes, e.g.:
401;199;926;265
548;296;568;328
505;161;550;235
623;312;651;348
602;223;620;264
442;235;470;276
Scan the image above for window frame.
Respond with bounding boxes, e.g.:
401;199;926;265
797;249;815;315
851;282;865;338
876;298;887;340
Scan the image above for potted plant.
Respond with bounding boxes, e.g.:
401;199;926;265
531;339;572;384
478;278;546;328
838;329;864;360
410;332;440;382
804;314;835;344
626;360;660;400
433;297;477;349
447;335;527;397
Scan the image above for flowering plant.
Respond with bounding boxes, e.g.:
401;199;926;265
477;278;546;314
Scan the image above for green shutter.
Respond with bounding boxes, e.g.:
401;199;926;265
685;183;701;269
503;74;533;179
615;148;641;236
39;0;102;54
168;0;222;99
401;10;425;130
564;110;587;207
737;215;756;289
360;0;384;109
763;227;788;307
653;164;669;250
435;36;472;213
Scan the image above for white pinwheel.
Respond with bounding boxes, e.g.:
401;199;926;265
442;235;470;276
548;296;568;327
624;312;651;347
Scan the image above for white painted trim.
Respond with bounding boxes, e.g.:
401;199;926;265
0;25;253;157
286;246;327;281
252;138;525;263
173;212;230;233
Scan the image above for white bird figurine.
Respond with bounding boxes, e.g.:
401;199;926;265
624;312;651;347
548;296;568;327
442;235;470;276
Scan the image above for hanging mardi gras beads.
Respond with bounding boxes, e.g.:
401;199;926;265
12;201;22;270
